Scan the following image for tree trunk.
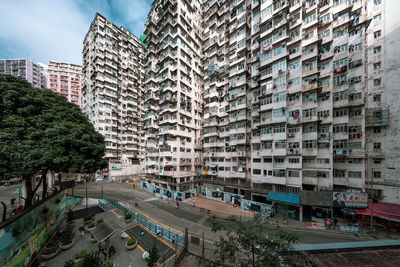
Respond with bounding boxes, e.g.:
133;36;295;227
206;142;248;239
252;245;255;267
24;175;33;208
42;173;48;199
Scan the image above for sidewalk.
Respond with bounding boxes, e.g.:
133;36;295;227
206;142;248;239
137;188;400;240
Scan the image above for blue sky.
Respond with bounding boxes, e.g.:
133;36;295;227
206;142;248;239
0;0;152;65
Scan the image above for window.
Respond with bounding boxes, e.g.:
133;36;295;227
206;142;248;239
263;157;272;163
274;157;285;163
333;108;348;117
289;158;300;163
348;171;362;178
317;158;330;164
348;158;362;164
373;14;381;21
334;91;348;101
253;158;261;163
288;170;300;177
275;140;286;149
373;46;381;54
374;62;381;70
373;78;381;86
374;0;381;5
374;143;381;149
333;170;345;177
349;76;362;85
374;158;382;164
253;169;261;175
374;127;381;134
373;171;381;178
374;30;381;38
373;94;381;102
303;140;317;149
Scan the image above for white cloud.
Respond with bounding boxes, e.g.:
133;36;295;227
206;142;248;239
0;0;150;65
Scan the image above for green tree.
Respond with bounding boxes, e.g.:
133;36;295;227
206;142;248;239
145;244;160;267
0;75;107;207
201;214;317;267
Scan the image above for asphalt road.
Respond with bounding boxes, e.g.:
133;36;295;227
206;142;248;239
72;183;373;245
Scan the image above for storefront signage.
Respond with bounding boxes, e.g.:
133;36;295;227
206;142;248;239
312;206;332;222
306;221;326;230
332;192;368;208
241;199;273;218
340;225;361;233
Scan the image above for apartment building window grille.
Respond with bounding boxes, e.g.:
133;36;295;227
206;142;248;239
275;141;286;149
253;158;262;163
349;76;362;84
333;75;347;85
305;30;314;40
318;93;330;102
374;30;381;38
302;92;317;103
348;171;362;178
303;123;317;133
288;78;300;87
373;94;381;102
333;140;347;149
334;108;348;118
374;127;381;134
349;109;362;117
274;76;286;86
273;29;286;42
288;93;300;102
273;92;286;102
333;58;348;70
288;126;300;133
303;158;315;164
373;171;381;179
319;61;330;70
303;140;317;149
305;13;317;24
333;124;348;133
349;43;362;52
263;157;272;163
289;142;300;149
289;45;300;55
273;124;286;133
348;158;362;164
374;62;381;70
289;158;300;164
303;108;317;118
334;44;348;54
253;169;261;175
288;171;300;177
333;170;346;178
348;142;362;149
318;142;330;149
373;78;381;86
275;157;285;163
273;170;286;177
374;143;381;149
334;90;348;101
320;13;330;23
333;27;347;38
349;59;362;69
317;110;330;118
374;158;382;164
317;158;330;164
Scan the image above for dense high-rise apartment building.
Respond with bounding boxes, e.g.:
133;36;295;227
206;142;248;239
82;13;146;178
47;61;82;107
0;59;47;88
143;0;204;192
140;0;400;211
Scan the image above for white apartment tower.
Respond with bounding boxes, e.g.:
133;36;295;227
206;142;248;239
82;13;146;178
143;0;204;192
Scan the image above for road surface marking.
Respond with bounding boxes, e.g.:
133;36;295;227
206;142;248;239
109;209;122;219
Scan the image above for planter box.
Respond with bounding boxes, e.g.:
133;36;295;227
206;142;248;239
125;218;133;224
60;240;74;251
126;241;137;250
84;217;94;225
85;225;96;232
41;248;60;260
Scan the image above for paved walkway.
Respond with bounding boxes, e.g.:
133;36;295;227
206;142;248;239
183;196;253;217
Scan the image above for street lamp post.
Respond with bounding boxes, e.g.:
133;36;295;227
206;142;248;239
370;168;374;232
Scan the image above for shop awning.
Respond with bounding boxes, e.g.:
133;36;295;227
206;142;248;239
354;202;400;223
267;192;300;206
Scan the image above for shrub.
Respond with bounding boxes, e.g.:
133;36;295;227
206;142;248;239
84;213;95;222
74;250;87;260
96;218;104;225
77;252;103;267
43;246;58;255
64;259;75;267
127;237;136;246
66;209;75;222
46;239;60;248
125;213;132;220
102;261;114;267
87;222;96;229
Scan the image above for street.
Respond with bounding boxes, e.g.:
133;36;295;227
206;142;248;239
72;183;374;245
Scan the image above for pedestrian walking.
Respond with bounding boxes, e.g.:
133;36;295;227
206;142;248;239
192;198;195;207
79;225;84;236
283;216;287;226
176;202;179;209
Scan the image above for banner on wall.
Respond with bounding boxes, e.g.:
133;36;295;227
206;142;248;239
241;199;274;218
306;221;326;230
332;192;368;208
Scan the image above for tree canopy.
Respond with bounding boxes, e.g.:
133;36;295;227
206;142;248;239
0;75;106;205
202;214;318;267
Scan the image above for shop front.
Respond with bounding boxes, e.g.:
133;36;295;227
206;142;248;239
267;192;300;220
